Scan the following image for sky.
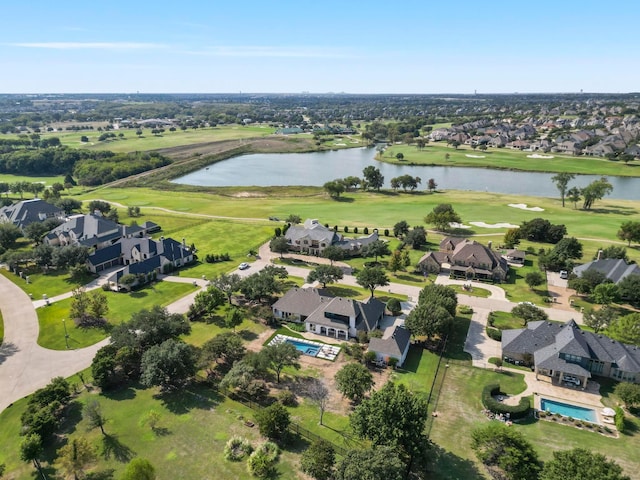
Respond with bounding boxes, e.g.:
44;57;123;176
1;0;638;94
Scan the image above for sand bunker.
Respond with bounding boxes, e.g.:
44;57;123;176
527;154;554;159
465;154;486;158
449;222;472;229
470;222;519;229
508;203;544;212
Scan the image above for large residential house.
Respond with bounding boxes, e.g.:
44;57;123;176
0;199;64;231
87;236;193;289
272;287;385;340
573;258;640;285
368;325;412;367
418;237;509;282
284;219;379;256
502;320;640;387
44;213;159;249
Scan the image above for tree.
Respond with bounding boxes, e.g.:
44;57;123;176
592;283;619;305
617;221;640;246
84;399;107;435
24;222;50;245
618;274;640;305
361;239;391;263
254;402;290;441
525;271;545;290
335;363;373;402
503;228;521;248
424;203;461;231
417;283;458;316
551;172;576;207
307;265;344;287
121;458;156;480
200;332;246;370
607;313;640;346
209;273;242;305
322;245;344;266
362;166;384;191
140;339;197;391
0;222;22;249
351;382;428;464
582;177;613;210
511;303;549;325
566;186;582;209
188;285;226;322
614;382;640;408
402;226;427;249
70;287;91;325
388;249;404;274
540;237;583;271
118;273;137;291
598;245;629;261
55;197;82;214
301;440;335;480
356;266;389;297
269;236;289;258
393;220;410;237
540;448;630;480
471;422;541;480
519;218;566;243
57;437;96;480
427;178;437;192
89;290;109;321
583;306;616;333
262;341;301;383
306;379;330;425
324;180;345;198
395;152;404;160
20;433;45;479
240;266;288;302
87;200;111;215
335;446;405;480
405;303;453;339
225;308;243;332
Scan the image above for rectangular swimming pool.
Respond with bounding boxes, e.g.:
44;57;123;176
285;338;320;357
540;398;597;423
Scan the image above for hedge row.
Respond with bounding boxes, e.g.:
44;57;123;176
481;384;531;420
615;406;625;433
486;326;502;341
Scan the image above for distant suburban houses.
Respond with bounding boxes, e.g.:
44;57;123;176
0;198;64;231
502;319;640;387
284;218;379;256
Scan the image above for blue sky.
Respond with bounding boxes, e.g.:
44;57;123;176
1;0;638;94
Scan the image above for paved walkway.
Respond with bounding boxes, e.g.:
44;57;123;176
0;273;108;413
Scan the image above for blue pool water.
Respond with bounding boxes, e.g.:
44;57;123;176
285;339;320;357
540;398;597;423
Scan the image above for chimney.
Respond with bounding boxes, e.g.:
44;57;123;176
597;249;603;260
182;238;186;247
487;240;492;249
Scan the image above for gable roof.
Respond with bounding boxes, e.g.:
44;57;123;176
574;258;640;284
369;326;411;357
0;199;63;229
272;288;334;317
285;219;338;246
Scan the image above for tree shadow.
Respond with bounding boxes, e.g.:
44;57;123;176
588;207;636;216
86;469;115;480
129;291;149;299
152;426;171;436
325;286;360;298
101;385;137;401
427;442;484;479
58;400;84;436
102;433;134;462
0;341;19;365
238;329;258;341
333;196;354;203
154;386;222;414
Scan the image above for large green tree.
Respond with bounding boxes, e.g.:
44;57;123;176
607;313;640;346
424;203;461;232
511;303;549;326
618;274;640;306
199;332;246;372
140;339;197;391
362;166;384;191
254;402;291;442
335;446;405;480
301;440;335;480
617;221;640;246
210;273;242;305
582;177;613;210
405;303;453;340
335;363;374;402
361;239;391;263
355;266;389;297
551;172;576;207
471;422;541;480
540;448;630;480
307;265;344;287
121;458;156;480
583;306;616;333
269;236;289;258
322;245;345;265
188;286;225;322
614;382;640;408
262;341;301;383
19;434;45;479
56;437;96;480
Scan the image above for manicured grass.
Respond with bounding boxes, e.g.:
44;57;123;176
490;311;524;331
0;173;66;185
0;267;96;299
0;381;303;480
382;143;640;177
323;284;408;302
449;284;491;298
37;281;197;349
500;255;550;304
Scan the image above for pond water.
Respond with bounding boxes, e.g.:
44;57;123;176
171;147;640;200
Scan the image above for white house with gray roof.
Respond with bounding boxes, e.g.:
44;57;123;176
272;287;385;340
368;325;412;367
284;219;379;256
573;258;640;285
502;319;640;387
0;198;64;231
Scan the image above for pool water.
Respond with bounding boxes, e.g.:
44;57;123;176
285;339;319;357
540;398;597;423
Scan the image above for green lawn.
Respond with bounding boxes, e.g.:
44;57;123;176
490;311;524;331
37;281;197;349
500;254;550;304
381;143;640;177
0;267;97;300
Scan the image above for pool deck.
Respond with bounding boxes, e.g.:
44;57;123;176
535;395;603;424
269;334;340;361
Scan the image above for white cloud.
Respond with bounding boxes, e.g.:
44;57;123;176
8;42;164;50
182;45;355;59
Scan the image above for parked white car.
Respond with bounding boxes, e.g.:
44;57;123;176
238;262;250;270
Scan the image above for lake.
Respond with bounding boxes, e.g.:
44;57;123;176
171;147;640;200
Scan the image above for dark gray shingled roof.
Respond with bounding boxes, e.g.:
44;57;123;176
574;258;640;284
369;326;411;357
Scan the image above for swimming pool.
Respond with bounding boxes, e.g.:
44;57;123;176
540;398;597;423
285;339;320;357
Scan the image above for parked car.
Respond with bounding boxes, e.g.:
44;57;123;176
239;262;250;270
563;375;580;386
559;270;568;279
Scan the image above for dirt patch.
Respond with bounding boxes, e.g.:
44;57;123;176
232;191;268;198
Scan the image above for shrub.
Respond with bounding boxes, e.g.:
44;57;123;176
277;390;297;407
386;298;402;315
481;384;530;420
224;436;253;461
286;322;306;332
486;327;502;341
357;330;369;344
247;442;280;478
388;357;399;369
384;229;390;236
364;227;369;235
344;226;349;233
615;407;625;433
353;227;358;234
458;305;473;315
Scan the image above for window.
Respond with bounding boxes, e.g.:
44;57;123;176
564;354;582;364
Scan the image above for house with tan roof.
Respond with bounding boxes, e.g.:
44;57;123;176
418;237;509;282
284;219;378;256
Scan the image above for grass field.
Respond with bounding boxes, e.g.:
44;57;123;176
0;267;96;299
37;281;197;349
381;143;640;177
